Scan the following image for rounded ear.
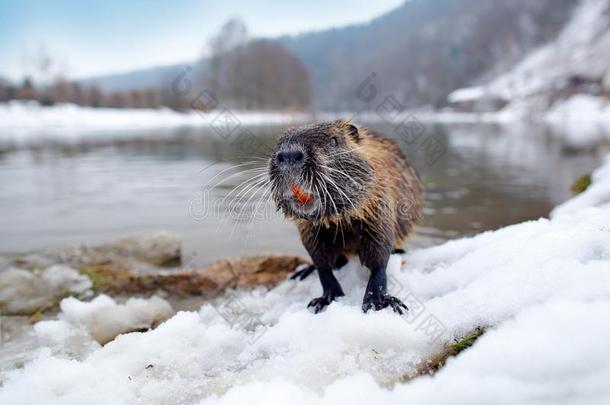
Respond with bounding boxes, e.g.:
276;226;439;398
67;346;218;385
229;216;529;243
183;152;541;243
347;124;360;143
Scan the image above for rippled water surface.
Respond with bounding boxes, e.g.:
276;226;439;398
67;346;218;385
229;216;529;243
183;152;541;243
0;121;604;265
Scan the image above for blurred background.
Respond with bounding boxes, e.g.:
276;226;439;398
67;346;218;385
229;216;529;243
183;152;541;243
1;0;609;265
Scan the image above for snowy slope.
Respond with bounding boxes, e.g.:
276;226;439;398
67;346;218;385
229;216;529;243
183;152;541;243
544;94;610;147
1;155;610;404
485;0;610;100
446;0;610;141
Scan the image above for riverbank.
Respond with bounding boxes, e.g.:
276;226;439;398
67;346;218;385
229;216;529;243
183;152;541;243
0;101;312;145
2;99;610;150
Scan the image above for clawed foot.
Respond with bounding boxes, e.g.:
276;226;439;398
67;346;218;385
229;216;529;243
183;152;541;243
362;293;408;314
307;291;344;314
307;296;332;313
290;264;316;281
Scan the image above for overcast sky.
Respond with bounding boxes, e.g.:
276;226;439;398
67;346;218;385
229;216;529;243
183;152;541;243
0;0;404;82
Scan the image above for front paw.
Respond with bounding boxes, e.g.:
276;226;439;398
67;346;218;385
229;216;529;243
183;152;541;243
307;291;343;314
362;293;408;314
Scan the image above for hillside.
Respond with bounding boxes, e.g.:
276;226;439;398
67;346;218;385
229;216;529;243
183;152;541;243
443;0;610;147
449;0;610;108
282;0;577;109
77;0;578;110
77;63;191;93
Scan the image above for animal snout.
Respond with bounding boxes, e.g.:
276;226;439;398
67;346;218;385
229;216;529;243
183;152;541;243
276;149;304;166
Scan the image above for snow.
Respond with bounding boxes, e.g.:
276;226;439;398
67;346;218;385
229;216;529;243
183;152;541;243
446;86;486;103
544;94;610;146
1;155;610;404
0;101;311;144
0;265;92;314
200;300;610;405
42;295;175;344
486;0;610;101
425;92;610;147
440;0;610;142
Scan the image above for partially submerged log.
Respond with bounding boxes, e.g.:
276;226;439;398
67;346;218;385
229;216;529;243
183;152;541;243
82;253;310;297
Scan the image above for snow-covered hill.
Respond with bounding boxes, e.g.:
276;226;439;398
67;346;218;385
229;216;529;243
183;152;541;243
447;0;610;136
488;0;610;101
1;154;609;404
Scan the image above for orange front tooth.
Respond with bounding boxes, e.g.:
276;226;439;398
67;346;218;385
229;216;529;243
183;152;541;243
291;184;312;203
298;193;312;203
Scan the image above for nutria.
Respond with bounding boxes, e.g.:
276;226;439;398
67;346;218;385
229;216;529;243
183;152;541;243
269;119;423;313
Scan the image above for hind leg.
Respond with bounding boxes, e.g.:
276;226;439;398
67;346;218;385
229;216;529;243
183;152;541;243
290;253;348;281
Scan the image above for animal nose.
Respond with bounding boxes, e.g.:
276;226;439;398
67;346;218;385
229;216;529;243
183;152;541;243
276;150;304;166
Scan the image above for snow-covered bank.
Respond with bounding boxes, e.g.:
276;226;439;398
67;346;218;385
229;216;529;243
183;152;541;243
0;101;311;144
1;157;610;404
545;95;610;147
2;97;610;151
433;94;610;147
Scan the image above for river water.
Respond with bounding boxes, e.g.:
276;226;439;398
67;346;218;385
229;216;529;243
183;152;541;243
0;121;605;265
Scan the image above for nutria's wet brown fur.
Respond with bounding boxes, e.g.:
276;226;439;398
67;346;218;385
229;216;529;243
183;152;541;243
293;123;422;253
269;119;423;313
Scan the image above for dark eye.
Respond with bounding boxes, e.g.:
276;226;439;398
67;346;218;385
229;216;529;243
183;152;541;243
330;137;338;146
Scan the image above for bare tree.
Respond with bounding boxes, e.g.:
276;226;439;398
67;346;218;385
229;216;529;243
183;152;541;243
237;40;311;110
198;19;311;110
84;85;104;107
206;18;249;99
16;77;37;100
48;78;72;103
143;89;162;108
